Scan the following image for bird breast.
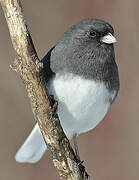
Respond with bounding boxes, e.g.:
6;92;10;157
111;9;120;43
48;73;115;138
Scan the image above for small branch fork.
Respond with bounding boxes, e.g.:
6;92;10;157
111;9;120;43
0;0;90;179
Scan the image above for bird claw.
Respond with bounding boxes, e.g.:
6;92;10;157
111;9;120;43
78;161;90;180
77;160;84;165
51;100;58;117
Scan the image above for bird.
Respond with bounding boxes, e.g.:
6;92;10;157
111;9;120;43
15;18;120;163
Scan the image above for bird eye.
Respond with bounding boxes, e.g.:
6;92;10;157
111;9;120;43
89;31;96;37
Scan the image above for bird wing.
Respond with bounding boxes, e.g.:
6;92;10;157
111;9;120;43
41;46;56;82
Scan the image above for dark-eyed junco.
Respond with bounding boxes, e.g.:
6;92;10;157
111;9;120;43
15;18;120;163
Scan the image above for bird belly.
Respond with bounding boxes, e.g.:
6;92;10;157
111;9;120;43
48;74;112;139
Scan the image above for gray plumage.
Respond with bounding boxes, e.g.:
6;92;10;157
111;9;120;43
15;18;120;163
51;19;119;92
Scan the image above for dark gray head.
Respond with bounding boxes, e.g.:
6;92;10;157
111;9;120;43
50;18;119;91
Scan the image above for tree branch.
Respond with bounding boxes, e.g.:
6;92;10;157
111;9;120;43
0;0;85;179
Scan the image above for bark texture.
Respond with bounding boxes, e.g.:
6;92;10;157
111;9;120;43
0;0;86;179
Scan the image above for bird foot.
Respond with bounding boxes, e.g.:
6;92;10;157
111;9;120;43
78;160;90;180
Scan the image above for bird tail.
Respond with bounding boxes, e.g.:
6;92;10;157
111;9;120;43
15;123;47;163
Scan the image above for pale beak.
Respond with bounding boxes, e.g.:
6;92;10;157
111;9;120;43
101;33;117;44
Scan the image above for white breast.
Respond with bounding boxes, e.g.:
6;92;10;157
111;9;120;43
48;74;114;139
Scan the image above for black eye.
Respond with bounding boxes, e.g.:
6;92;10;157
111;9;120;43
89;31;96;37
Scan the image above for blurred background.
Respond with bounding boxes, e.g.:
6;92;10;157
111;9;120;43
0;0;139;179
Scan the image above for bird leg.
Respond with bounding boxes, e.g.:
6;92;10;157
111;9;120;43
73;134;81;163
73;134;90;180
